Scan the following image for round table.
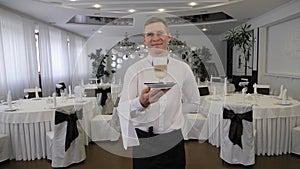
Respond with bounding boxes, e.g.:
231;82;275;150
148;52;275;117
200;93;300;155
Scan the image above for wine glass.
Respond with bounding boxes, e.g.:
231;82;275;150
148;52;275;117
153;57;168;83
154;64;167;82
60;89;66;103
24;92;29;99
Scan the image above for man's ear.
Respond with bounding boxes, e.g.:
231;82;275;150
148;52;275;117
167;33;172;43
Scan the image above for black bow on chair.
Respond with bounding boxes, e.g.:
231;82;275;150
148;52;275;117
55;107;83;151
223;108;253;149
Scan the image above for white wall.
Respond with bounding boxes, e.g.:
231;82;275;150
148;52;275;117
248;0;300;100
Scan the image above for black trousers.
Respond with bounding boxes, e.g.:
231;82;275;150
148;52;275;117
133;128;186;169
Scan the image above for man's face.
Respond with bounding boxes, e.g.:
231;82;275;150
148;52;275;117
144;22;171;55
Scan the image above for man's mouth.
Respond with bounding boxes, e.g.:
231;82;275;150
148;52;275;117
151;43;163;47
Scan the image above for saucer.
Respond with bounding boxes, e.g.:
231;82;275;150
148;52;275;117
4;107;17;112
144;82;176;89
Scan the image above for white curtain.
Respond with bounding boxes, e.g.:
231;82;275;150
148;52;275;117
38;23;54;97
39;25;88;96
39;25;71;96
68;34;88;87
0;8;38;100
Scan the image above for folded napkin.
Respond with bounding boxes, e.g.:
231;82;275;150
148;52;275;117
281;88;288;104
242;87;247;104
224;77;227;96
278;85;284;99
253;83;257;94
53;93;57;107
81;79;84;87
68;85;72;97
7;90;12;109
35;86;39;98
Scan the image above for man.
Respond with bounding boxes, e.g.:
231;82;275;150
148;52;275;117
118;16;200;169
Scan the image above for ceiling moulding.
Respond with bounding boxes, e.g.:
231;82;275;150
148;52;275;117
67;15;134;26
67;11;235;26
166;12;234;25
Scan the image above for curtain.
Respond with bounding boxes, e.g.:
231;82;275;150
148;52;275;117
68;34;88;87
39;25;88;96
0;8;38;100
39;25;70;96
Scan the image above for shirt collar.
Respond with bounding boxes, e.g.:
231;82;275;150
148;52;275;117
146;53;171;64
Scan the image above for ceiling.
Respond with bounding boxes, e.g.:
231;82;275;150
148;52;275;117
0;0;293;38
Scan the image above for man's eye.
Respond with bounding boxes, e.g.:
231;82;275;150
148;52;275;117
146;33;154;37
157;31;165;36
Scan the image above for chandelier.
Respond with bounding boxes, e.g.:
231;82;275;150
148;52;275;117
109;32;145;70
117;32;136;49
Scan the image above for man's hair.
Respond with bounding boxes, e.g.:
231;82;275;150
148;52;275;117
144;17;169;33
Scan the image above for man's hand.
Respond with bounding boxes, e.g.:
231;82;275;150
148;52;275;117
139;87;170;108
139;87;151;108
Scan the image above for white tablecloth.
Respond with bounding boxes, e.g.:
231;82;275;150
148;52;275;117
200;94;300;155
0;97;96;161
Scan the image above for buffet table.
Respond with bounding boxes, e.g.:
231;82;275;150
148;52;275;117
200;94;300;155
0;97;96;161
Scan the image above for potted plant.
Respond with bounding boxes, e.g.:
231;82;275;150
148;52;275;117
190;47;210;82
88;48;115;82
225;24;253;76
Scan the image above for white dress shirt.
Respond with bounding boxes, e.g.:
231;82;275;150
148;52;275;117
118;54;200;149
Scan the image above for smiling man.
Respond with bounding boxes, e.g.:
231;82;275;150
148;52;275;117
118;16;200;169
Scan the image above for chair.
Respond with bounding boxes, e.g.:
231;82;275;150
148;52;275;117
198;85;210;96
24;88;42;99
46;105;86;168
90;108;120;141
0;134;9;162
291;125;300;155
182;113;208;141
56;82;66;96
220;104;255;166
96;87;111;106
210;76;222;83
255;84;270;95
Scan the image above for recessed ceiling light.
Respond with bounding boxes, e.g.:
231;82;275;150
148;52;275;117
69;0;77;2
188;2;197;6
202;28;207;31
128;9;136;13
93;4;101;8
158;8;165;12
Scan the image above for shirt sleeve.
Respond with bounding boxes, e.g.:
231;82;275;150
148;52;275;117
181;65;201;114
117;66;147;149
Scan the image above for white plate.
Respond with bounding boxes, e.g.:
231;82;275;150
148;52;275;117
209;97;221;101
67;96;75;99
75;99;86;103
46;106;57;109
31;98;42;100
4;107;17;112
144;82;176;89
274;102;292;106
2;101;16;105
